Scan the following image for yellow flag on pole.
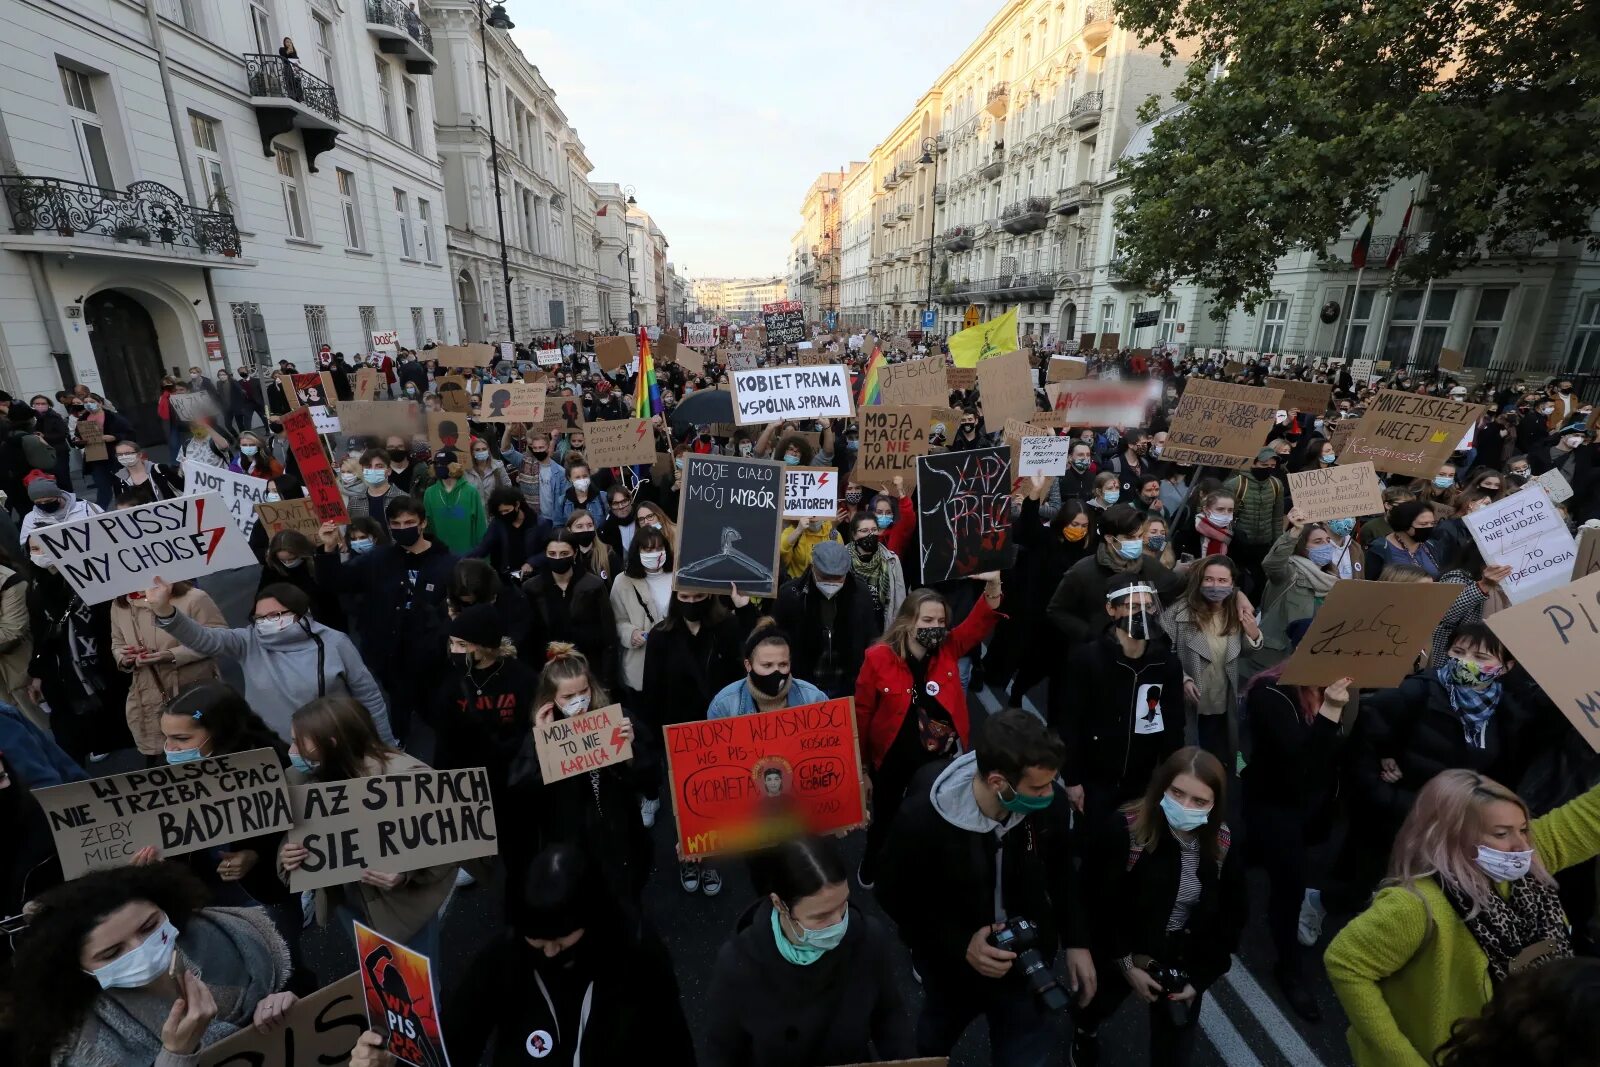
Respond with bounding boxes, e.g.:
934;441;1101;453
948;308;1019;368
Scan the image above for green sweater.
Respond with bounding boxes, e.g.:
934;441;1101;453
422;478;487;555
1325;781;1600;1066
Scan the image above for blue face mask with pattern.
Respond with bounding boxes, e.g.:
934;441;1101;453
1327;517;1355;537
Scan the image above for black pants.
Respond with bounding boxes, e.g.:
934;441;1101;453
620;685;660;803
1245;798;1311;975
859;746;937;884
1228;539;1271;602
1078;952;1205;1067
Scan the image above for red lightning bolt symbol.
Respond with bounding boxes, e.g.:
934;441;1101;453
193;498;227;563
610;727;627;752
817;472;830;487
635;422;648;439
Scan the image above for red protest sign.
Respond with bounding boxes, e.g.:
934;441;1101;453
663;698;866;859
354;922;448;1067
282;407;348;524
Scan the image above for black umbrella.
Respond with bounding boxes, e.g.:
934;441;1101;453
668;388;734;434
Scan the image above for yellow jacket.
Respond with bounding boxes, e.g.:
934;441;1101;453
780;521;842;580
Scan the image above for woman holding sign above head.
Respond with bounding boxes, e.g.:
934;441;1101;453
111;581;226;761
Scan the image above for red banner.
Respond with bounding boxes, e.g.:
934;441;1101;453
663;698;866;859
282;406;348;524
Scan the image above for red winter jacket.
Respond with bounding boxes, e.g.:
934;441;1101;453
881;494;915;558
855;594;1003;769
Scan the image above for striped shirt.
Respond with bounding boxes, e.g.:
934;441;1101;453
1166;834;1202;931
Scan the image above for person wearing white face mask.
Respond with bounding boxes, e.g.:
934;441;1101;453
772;540;881;698
6;864;296;1067
112;441;183;501
1193;490;1235;558
462;435;512;499
1327;769;1600;1067
607;528;675;828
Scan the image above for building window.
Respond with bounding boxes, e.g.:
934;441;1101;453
1568;296;1600;372
158;0;197;32
1159;299;1179;345
337;168;363;249
394;189;414;258
410;307;425;349
313;15;337;89
58;63;115;190
188;112;229;211
249;2;273;53
402;78;421;150
376;59;395;138
1335;286;1377;356
1465;287;1510;368
1126;301;1144;338
275;146;306;238
417;198;436;261
1259;298;1288;353
1381;288;1456;366
359;306;378;348
304;305;330;357
1099;301;1116;336
433;307;447;344
231;302;263;366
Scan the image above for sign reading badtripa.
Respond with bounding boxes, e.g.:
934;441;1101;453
727;365;854;425
181;460;271;538
27;493;257;605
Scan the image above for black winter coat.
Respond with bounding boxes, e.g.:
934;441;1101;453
1059;628;1185;802
520;571;618;684
314;541;456;682
640;614;748;727
1046;550;1186;646
772;572;881;694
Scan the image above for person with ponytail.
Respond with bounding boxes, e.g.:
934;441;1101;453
146;576;393;745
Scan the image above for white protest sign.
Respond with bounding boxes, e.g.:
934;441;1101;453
728;365;855;425
783;466;839;518
27;493;258;604
1044;380;1151;428
181;460;271;538
370;330;398;356
498;341;515;364
1534;468;1575;504
686;323;717;348
536;347;562;367
1017;435;1072;476
1350;357;1375;382
1465;484;1580;604
168;392;220;422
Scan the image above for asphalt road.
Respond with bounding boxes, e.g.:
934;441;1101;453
112;558;1358;1066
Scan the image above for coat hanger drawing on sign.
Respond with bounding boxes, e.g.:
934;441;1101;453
678;527;770;582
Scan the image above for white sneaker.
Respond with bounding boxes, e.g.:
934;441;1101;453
640;796;661;828
700;866;723;897
454;867;476;888
1297;888;1326;946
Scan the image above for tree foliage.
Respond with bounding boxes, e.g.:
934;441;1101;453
1110;0;1600;314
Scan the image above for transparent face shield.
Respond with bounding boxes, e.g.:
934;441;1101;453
1107;582;1158;640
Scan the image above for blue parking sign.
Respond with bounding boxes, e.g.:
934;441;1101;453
921;309;937;329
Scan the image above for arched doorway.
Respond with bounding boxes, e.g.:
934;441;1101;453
85;290;166;445
457;271;481;342
1059;301;1078;344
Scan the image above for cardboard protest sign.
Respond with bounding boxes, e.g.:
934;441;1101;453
353;367;380;401
198;973;364;1067
1277;579;1462;688
917;446;1017;582
762;299;807;345
1575;527;1600;581
798;348;830;366
1350;357;1376;382
1465;484;1579;605
663;698;867;858
1017;434;1073;477
36;749;292;879
1533;468;1574;504
1098;332;1121;353
533;704;634;783
728;351;761;371
353;923;450;1067
728;365;854;425
783;466;839;518
674;344;705;375
1286;461;1385;523
27;492;256;605
1341;390;1484;478
947;366;977;392
857;406;931;490
254;497;321;540
434;373;472;414
1164;379;1284;467
284;768;497;891
593;338;631;373
431;342;494;369
1487;569;1600;752
1047;356;1089;382
426;410;468;454
1439;346;1465;372
655;331;680;367
1044;380;1150;428
168;391;220;423
1268;378;1334;416
581;417;656;469
77;420;108;463
282;407;348;524
880;355;951;408
686;323;717;348
335;400;419;441
477;382;545;423
181;460;270;538
280;371;339;411
675;455;784;597
976;349;1037;429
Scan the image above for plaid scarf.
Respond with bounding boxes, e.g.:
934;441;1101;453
850;543;892;613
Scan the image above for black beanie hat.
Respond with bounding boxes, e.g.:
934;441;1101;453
447;603;503;649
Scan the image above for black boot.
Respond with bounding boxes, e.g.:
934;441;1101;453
1274;962;1322;1023
1071;1026;1101;1067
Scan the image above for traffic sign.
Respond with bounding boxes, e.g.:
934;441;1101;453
964;305;981;329
921;309;937;329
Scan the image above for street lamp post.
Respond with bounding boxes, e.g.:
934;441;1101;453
479;2;516;343
622;186;639;329
919;135;942;332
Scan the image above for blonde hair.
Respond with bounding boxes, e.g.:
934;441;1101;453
1384;769;1553;922
880;589;950;661
1380;563;1434;584
534;642;611;710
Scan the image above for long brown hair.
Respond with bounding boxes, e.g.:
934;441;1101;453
880;588;949;661
1181;555;1244;633
1124;747;1228;865
290;696;400;781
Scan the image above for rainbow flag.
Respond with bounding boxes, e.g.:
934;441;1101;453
858;344;886;406
634;328;661;418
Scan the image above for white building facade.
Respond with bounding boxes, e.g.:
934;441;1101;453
838;162;875;329
0;0;458;440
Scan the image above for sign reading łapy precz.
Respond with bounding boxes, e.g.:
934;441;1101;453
784;466;838;518
761;300;807;346
27;492;258;605
675;455;784;598
36;749;293;880
533;704;634;783
283;768;498;892
917;446;1017;582
728;365;855;425
1341;389;1484;479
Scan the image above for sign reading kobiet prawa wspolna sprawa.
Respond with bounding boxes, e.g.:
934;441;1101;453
728;365;854;425
28;492;257;605
664;699;866;858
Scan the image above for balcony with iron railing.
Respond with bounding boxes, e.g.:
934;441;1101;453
1108;256;1135;287
880;212;899;229
896;202;914;220
978;149;1005;181
943;225;974;252
0;176;247;265
1069;90;1104;130
895;246;912;262
364;0;435;72
883;170;902;190
986;82;1010;116
933;182;948;204
1054;181;1098;215
936;277;973;305
1083;1;1114;44
243;53;342;170
896;161;916;181
1001;196;1052;235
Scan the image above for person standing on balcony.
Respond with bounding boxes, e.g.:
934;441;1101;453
277;38;301;102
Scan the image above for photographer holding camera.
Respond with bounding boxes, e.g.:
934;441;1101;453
1073;747;1248;1066
876;708;1096;1065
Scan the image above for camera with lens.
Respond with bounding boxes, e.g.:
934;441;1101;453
987;918;1069;1010
1142;957;1193;1025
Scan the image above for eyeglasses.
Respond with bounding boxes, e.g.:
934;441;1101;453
252;609;296;623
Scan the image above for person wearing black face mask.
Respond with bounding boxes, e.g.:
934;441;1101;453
427;604;536;806
468;487;543;580
520;532;618;678
707;624;828;719
1364;499;1441;579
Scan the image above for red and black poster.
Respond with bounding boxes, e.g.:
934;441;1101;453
916;446;1017;582
355;921;451;1067
282;406;348;524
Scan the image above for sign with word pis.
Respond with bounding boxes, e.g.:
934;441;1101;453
1277;579;1462;688
1341;390;1484;478
664;698;866;858
1465;483;1580;605
181;460;270;538
354;923;449;1067
784;466;839;518
728;365;855;425
27;493;257;605
36;749;292;880
284;768;498;892
1488;569;1600;752
675;455;784;597
1164;379;1284;467
533;704;634;783
199;973;364;1067
917;446;1017;582
1286;461;1385;524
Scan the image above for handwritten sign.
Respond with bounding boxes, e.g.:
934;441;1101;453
1017;434;1073;477
917;446;1016;581
1046;356;1089;382
784;465;838;518
675;455;784;598
199;974;364;1067
168;391;220;423
1164;379;1283;467
1267;378;1334;416
1465;484;1579;605
664;698;866;858
761;300;806;345
1341;390;1484;478
581;417;657;469
947;366;977;392
1488;569;1600;752
354;923;449;1067
478;382;545;423
284;768;498;891
977;349;1037;428
36;749;292;879
282;407;348;524
254;497;321;539
353;367;380;401
1286;461;1385;523
728;365;854;425
1533;468;1574;504
880;355;951;408
1043;380;1151;428
335;400;418;441
1277;579;1462;688
77;420;108;463
533;704;634;783
857;406;930;490
431;342;494;369
181;460;270;538
686;323;717;348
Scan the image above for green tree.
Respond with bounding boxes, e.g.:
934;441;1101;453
1110;0;1600;315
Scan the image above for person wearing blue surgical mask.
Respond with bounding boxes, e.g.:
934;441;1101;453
1421;462;1459;517
1090;470;1122;513
1161;557;1262;768
1246;509;1343;675
704;836;913;1064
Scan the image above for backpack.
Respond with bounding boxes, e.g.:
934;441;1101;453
1122;808;1231;874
